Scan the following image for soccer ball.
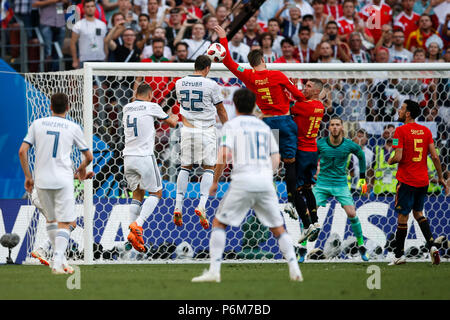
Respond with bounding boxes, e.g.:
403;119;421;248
206;43;227;62
175;241;194;259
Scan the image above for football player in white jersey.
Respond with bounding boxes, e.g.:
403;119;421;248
18;93;93;274
123;83;178;253
191;88;302;283
173;55;228;229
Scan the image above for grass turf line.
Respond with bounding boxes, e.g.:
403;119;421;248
0;263;449;300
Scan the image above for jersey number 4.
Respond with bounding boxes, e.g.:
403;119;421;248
127;115;138;137
179;90;204;111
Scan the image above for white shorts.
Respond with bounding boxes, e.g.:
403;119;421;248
215;186;284;228
180;126;217;166
124;155;162;192
36;186;76;223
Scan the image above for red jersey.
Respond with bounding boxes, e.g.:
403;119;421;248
394;11;420;44
337;17;355;36
324;3;344;20
273;56;300;63
406;29;440;50
219;37;305;115
291;100;325;152
359;2;392;44
393;122;433;187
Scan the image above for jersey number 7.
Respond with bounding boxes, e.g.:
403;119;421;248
46;131;60;158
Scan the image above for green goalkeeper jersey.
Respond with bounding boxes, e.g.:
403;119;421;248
316;137;366;187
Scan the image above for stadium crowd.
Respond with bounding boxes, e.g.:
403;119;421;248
6;0;450;196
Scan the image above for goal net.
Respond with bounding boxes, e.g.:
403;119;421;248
24;63;450;264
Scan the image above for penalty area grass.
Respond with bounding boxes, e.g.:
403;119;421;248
0;262;449;300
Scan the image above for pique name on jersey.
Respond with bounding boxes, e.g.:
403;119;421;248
181;81;203;87
41;120;69;129
410;129;424;135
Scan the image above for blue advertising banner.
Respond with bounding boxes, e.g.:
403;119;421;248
1;195;448;264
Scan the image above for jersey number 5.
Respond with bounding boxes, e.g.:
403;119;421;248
412;138;423;162
46;131;60;158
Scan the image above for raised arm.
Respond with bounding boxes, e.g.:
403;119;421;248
279;73;306;102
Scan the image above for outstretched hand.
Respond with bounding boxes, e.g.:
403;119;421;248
357;178;368;196
214;25;226;39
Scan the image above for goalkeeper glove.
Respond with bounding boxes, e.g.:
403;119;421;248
357;178;368;195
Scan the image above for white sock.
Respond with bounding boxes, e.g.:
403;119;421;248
129;199;142;224
43;222;58;250
53;228;70;267
175;168;190;210
277;232;300;275
136;195;160;226
198;169;214;209
209;227;226;274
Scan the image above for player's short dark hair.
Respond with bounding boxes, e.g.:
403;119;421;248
139;13;149;21
83;0;95;7
309;78;323;91
404;99;421;119
248;49;264;67
136;83;152;96
281;38;295;47
299;26;311;34
51;93;69;114
194;55;211;71
329;115;343;124
233;88;256;114
152;37;165;46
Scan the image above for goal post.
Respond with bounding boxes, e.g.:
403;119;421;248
24;62;450;265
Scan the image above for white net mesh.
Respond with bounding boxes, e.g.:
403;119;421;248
24;64;450;264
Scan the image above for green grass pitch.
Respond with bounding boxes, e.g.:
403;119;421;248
1;262;449;300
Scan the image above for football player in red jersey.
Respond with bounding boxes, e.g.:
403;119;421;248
290;79;325;252
214;25;307;215
388;100;448;266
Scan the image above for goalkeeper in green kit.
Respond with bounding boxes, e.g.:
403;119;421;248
314;116;370;261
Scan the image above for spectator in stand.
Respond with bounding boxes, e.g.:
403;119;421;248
204;15;219;43
144;37;169;62
374;46;390;63
323;0;343;20
426;39;445;61
295;26;316;62
104;12;126;61
215;4;231;28
105;27;141;62
165;7;191;51
359;0;392;45
267;18;285;57
275;5;302;45
314;21;351;62
375;24;394;53
13;0;34;39
102;0;120;23
180;0;203;22
193;0;215;17
389;29;414;62
274;37;300;63
406;13;442;51
135;14;153;51
32;0;67;71
259;32;279;63
317;41;343;62
301;14;324;51
174;21;210;60
71;0;108;69
394;0;421;43
141;27;172;60
311;0;334;35
413;0;437;16
243;15;263;47
284;0;314;18
348;32;372;62
108;0;139;31
337;0;375;46
228;29;250;63
171;42;194;62
413;47;427;61
76;0;107;24
258;0;284;23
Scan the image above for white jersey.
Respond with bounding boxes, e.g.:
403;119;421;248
220;115;279;191
122;100;168;156
23;116;89;189
175;75;223;128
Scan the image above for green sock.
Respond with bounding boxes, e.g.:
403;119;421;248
349;216;364;246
